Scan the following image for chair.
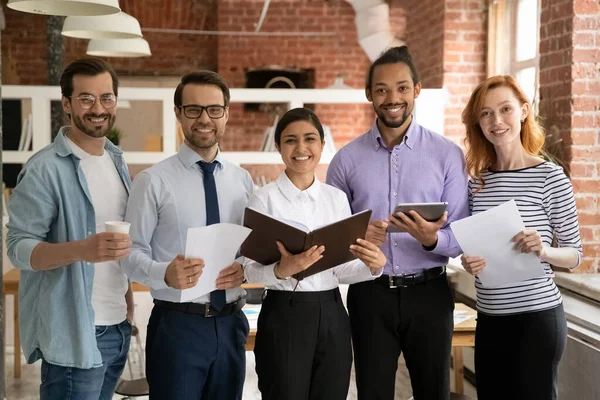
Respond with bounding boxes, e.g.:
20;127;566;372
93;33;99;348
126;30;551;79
114;323;150;398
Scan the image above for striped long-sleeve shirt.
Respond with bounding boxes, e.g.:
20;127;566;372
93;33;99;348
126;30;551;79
469;161;583;315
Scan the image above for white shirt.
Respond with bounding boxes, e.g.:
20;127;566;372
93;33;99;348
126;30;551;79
67;137;129;325
244;172;380;291
122;143;254;303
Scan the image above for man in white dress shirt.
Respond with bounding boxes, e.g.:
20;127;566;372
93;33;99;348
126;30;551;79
122;71;253;399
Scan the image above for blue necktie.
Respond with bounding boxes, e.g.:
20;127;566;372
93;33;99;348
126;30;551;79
198;161;226;310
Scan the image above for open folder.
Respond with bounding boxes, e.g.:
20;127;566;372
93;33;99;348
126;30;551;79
241;208;372;280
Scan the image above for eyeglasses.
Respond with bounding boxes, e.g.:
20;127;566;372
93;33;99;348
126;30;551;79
72;94;117;110
179;105;227;119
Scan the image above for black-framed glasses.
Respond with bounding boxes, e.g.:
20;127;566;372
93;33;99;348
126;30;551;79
179;105;227;119
71;94;117;110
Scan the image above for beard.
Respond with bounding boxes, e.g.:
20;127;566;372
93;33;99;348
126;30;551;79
375;103;412;129
72;112;116;138
183;124;223;150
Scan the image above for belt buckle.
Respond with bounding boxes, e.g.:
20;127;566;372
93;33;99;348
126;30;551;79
204;303;212;318
388;275;397;289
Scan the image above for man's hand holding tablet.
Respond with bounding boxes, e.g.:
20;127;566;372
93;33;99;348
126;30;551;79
387;202;448;249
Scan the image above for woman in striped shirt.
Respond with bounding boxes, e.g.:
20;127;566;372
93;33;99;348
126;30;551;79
460;75;582;400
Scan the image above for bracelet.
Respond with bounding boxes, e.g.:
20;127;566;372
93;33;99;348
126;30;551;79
274;262;291;280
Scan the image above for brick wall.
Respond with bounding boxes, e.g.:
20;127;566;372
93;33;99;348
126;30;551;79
217;0;406;181
441;1;487;144
403;0;487;145
1;1;218;83
3;0;598;269
540;0;600;273
1;7;47;85
403;0;445;88
64;0;219;75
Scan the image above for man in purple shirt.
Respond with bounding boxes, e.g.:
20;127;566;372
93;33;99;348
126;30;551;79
326;46;469;399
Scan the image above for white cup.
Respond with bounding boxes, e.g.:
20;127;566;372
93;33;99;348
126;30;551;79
105;221;131;234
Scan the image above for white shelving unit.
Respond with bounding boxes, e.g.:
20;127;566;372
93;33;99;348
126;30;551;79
1;85;448;165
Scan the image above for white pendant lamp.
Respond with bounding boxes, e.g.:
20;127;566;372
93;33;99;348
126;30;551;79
7;0;120;16
87;38;152;58
62;12;143;39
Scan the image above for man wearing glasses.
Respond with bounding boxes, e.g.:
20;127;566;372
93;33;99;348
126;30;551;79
7;58;133;399
122;71;253;399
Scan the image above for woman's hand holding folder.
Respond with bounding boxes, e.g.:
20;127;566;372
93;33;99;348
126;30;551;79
274;241;325;280
349;238;387;274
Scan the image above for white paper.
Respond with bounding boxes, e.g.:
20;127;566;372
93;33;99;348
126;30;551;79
453;314;474;326
450;200;546;288
181;223;252;302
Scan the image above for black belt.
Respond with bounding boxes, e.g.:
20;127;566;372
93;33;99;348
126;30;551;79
265;288;341;303
153;296;246;318
374;266;446;288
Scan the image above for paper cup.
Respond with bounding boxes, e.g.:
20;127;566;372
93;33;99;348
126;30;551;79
105;221;131;234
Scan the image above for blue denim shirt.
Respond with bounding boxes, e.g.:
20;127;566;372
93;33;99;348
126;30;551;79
6;127;131;368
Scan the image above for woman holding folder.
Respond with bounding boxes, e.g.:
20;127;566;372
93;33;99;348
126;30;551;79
244;108;386;400
460;75;582;399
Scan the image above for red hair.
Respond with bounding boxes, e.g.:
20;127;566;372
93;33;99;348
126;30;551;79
461;75;545;184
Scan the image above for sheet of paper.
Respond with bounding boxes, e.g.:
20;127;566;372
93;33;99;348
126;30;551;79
181;223;252;302
450;199;546;288
453;314;474;326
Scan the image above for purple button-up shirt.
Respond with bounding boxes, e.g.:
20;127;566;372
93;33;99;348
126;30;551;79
326;120;469;275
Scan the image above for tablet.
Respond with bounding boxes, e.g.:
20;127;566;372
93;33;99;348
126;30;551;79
387;202;448;232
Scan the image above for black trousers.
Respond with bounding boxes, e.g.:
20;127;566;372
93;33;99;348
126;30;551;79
348;275;455;400
145;304;249;400
254;288;353;400
475;304;567;400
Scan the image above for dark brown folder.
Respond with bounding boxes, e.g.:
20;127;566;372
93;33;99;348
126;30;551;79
240;207;372;280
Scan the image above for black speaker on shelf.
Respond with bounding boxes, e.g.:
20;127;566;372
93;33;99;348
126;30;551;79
244;66;314;112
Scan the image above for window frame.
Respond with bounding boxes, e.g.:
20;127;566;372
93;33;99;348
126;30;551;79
487;0;541;110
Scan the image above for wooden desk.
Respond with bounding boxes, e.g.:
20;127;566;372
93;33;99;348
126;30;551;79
244;302;477;395
452;303;477;394
4;268;20;378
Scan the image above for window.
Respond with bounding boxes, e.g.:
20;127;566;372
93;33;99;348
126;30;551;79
487;0;541;109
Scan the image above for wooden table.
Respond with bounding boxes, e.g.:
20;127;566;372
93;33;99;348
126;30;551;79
4;268;20;378
244;302;477;395
451;303;477;394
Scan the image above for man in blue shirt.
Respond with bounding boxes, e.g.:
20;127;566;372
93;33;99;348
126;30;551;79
6;58;133;400
122;71;253;399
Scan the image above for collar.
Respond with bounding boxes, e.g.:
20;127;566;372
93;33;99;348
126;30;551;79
54;126;124;159
275;171;321;203
369;117;417;151
177;142;223;170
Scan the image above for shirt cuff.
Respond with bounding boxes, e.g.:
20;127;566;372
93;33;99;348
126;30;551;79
14;238;41;271
370;266;384;278
262;262;281;286
354;260;381;282
150;262;170;291
235;256;245;265
429;231;449;255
